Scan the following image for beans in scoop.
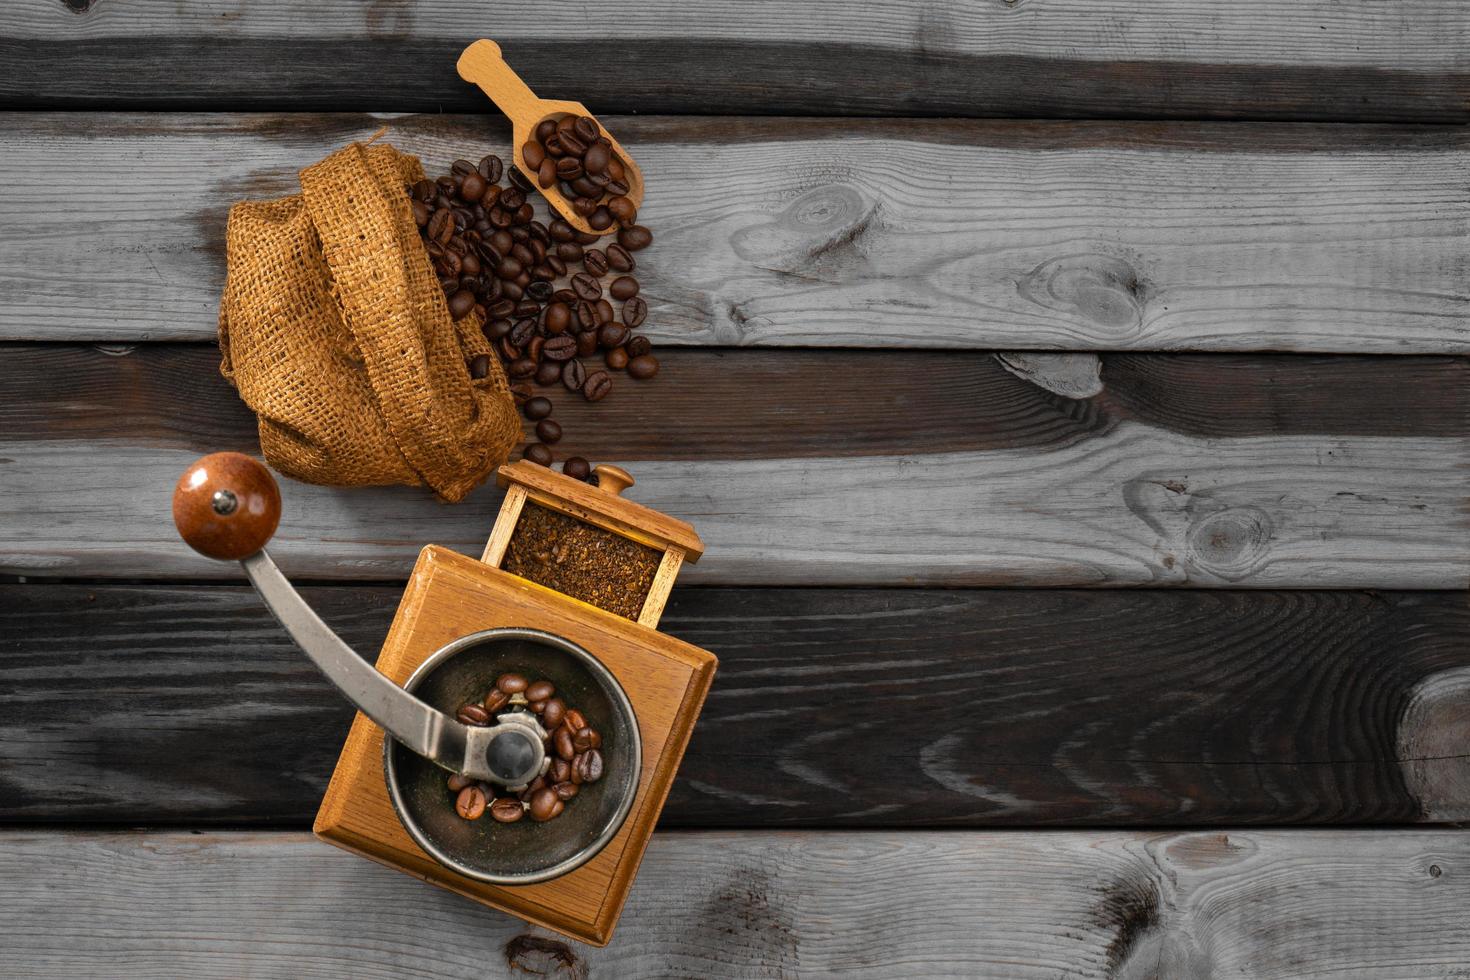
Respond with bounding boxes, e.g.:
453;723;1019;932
406;152;659;481
446;671;606;825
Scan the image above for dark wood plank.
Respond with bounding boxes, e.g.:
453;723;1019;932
3;113;1468;351
3;584;1467;826
4;829;1470;977
3;344;1465;587
2;2;1466;120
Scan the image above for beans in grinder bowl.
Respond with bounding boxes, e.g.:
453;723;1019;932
447;671;606;825
407;139;658;480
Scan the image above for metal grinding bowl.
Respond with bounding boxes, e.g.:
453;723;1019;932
385;628;642;885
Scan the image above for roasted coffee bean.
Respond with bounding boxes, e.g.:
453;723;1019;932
547;218;575;243
570;175;600;199
448;289;476;320
500;186;526;211
528;788;560;822
571;273;602;301
410;199;430;226
524;396;553;420
618;225;653;251
563;456;591;481
561;359;587;390
488;206;513;229
521;141;546;170
554;727;576;761
525;680;556;702
510;318;537;347
447;772;474;792
456;784;488;820
598;322;629;349
586;170;611;189
582;141;610;175
555;157;583;181
535;359;563;386
546;254;568;277
582;249;609;277
544;133;566;158
509;356;536;379
523;442;553;466
607;196;637;225
515;202;535;224
605;346;629;371
497;256;524;280
510;243;534;267
575;330;599;358
606;243;635;272
544;302;572;335
527;334;544;362
550;755;571;783
575;230;602;245
477;154;504;183
427;209;454;245
559;132;588;158
535;119;557;143
572;197;598;218
457;702;491;726
574;749;604;784
623;296;648;327
508;167;535;193
596;298;615;325
543;335;577;362
530;699;548;714
510;383;534;405
537;159;557;190
412;178;437;200
575;300;599;330
527;279;553;302
627;353;660;380
554;782;579;801
460;252;482;277
514;298;541;318
487;297;516;319
490;797;525;823
573;115;600;143
484;688;510;712
587;206;613;231
451;159;477;178
468;353;491;379
522;775;548;801
610;276;639;300
627;335;652;358
496;672;528;694
460;171;487;202
582;370;612;402
572;727;600;752
605;178;630;197
563;708;588;733
556;242;584;263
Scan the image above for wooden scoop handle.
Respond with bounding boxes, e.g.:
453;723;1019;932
172;452;282;561
457;39;546;132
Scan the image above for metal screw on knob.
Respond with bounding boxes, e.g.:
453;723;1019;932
212;489;238;515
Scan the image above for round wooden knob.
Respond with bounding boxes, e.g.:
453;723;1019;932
593;465;634;496
172;452;281;561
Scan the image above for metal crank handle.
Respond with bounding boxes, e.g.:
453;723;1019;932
170;453;541;785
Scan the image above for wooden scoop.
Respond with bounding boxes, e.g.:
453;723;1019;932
457;39;644;237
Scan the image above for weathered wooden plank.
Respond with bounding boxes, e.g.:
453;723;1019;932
1;342;1466;586
2;1;1466;120
2;829;1467;977
4;584;1468;826
2;344;1464;587
2;113;1466;352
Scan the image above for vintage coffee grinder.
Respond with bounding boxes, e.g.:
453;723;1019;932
172;453;716;945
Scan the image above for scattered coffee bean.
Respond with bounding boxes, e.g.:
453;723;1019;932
598;322;629;349
542;334;576;361
583;249;610;277
583;370;612;401
609;276;639;300
536;419;562;443
456;785;488;820
606;346;629;370
564;709;588;732
447;773;474;792
554;782;579;801
535;359;563;386
628;354;659;380
574;749;604;783
523;442;553;466
484;688;510;713
622;296;648;327
562;359;588;390
490;797;525;823
563;457;591;481
571;272;602;301
626;335;652;358
555;727;575;761
618;225;653;251
457;702;491;726
468;353;491;379
606;243;635;272
543;698;567;730
526;680;556;702
524;396;553;421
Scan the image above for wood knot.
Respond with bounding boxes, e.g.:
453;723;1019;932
1185;506;1272;582
731;184;876;272
1017;253;1147;338
1163;832;1256;871
1397;667;1470;822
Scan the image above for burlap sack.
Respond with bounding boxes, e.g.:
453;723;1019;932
218;141;520;502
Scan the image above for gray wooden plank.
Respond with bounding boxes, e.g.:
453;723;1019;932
1;344;1465;587
4;584;1468;827
2;829;1467;977
2;1;1467;120
2;113;1466;352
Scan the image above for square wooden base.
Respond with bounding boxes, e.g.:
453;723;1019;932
314;545;717;946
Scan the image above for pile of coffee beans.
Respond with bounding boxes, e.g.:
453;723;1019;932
406;146;658;481
520;115;651;247
447;671;605;825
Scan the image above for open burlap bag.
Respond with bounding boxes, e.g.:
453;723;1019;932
218;141;520;502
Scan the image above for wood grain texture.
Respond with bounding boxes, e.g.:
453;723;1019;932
3;344;1464;587
4;584;1467;826
2;113;1466;351
2;828;1467;978
2;1;1466;119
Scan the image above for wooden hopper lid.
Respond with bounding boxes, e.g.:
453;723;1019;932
496;461;704;562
